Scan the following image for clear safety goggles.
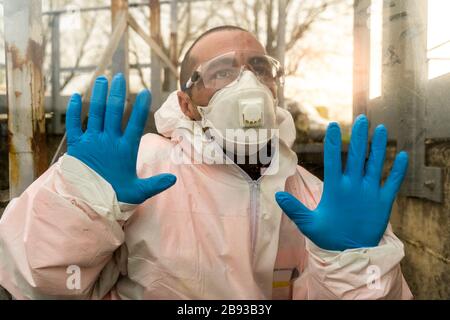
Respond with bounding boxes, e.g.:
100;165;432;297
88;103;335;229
183;50;284;91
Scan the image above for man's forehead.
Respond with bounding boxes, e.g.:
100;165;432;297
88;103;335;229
190;30;266;65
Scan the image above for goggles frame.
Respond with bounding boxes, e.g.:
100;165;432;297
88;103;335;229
183;50;284;92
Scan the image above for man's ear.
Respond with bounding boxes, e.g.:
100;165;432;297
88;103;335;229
177;91;200;120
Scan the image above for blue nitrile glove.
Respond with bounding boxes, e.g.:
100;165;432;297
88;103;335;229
66;73;176;204
275;114;408;251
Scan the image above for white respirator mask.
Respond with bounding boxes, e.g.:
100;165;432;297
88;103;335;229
196;70;278;156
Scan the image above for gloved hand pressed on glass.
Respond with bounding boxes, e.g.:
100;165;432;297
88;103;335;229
66;73;176;204
275;114;408;251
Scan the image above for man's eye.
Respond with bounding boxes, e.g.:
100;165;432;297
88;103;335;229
213;69;233;79
254;66;272;78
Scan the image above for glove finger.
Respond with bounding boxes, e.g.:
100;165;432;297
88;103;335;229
344;114;369;182
105;73;126;137
275;192;314;230
381;151;408;203
66;93;83;144
138;173;177;200
365;124;387;186
324;122;342;189
123;89;152;146
87;76;108;133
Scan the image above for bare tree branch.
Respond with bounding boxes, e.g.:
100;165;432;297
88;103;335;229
60;13;97;91
285;2;328;52
130;46;149;89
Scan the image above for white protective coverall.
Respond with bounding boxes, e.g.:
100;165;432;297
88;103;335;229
0;92;413;299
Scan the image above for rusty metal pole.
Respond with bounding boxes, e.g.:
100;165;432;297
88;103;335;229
51;13;62;134
4;0;47;199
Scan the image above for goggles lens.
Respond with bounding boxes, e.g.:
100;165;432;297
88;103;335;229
186;51;283;91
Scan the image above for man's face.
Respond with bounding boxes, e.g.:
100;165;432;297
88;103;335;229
177;30;276;120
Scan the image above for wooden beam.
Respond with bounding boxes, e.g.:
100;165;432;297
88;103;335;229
127;13;178;76
169;0;178;91
150;0;163;110
276;0;286;109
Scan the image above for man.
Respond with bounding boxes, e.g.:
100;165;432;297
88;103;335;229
0;26;412;299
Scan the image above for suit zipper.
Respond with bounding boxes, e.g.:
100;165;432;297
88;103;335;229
249;180;261;260
231;164;263;262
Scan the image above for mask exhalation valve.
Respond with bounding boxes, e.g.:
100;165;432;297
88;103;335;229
239;97;264;128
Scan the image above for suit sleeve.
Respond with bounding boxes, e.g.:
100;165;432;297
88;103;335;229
0;155;134;299
285;166;413;299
